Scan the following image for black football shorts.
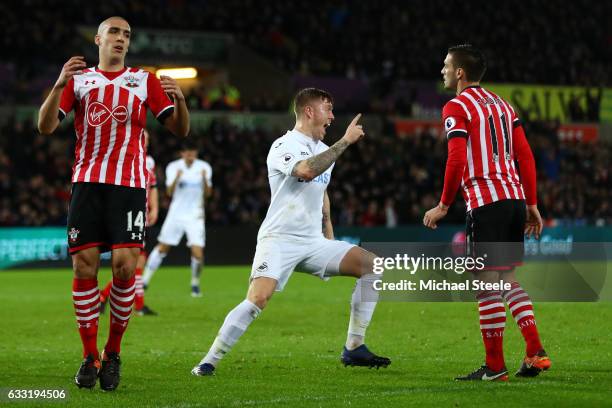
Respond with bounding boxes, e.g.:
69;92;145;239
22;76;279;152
465;199;526;271
67;182;146;254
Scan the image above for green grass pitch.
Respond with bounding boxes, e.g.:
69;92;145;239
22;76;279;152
0;266;611;407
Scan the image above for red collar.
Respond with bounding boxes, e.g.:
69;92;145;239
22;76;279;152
95;66;127;81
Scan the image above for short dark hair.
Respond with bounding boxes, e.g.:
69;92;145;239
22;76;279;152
448;44;487;82
181;139;198;151
293;88;333;117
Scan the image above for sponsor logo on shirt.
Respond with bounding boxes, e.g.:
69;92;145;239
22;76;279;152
86;101;128;127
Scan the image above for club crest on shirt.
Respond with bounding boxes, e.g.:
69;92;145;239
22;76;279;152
283;153;294;163
86;101;128;127
68;227;80;243
124;75;141;88
445;117;457;131
256;262;268;272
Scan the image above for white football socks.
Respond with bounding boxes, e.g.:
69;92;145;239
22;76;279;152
143;247;166;286
200;300;262;367
191;256;202;286
346;273;379;350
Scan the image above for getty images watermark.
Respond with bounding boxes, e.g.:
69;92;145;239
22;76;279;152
370;253;513;292
359;241;612;302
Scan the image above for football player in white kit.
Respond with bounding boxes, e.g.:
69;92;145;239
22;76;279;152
192;88;390;376
143;139;212;297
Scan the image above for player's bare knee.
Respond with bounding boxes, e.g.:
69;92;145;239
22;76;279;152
72;254;98;279
112;259;136;280
474;270;501;284
190;247;204;261
247;287;274;309
362;250;378;275
340;247;377;278
157;244;170;254
111;249;139;280
247;292;271;309
501;270;517;283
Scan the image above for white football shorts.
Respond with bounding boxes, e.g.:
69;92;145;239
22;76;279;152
157;217;205;247
250;236;355;291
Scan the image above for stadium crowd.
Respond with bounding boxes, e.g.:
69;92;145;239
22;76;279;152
1;1;609;227
2;0;610;105
0;117;609;228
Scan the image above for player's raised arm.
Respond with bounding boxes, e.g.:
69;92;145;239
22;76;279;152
38;56;86;135
292;114;364;181
160;75;190;137
322;190;334;240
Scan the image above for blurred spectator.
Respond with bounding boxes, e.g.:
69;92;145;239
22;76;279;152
1;1;611;106
384;198;398;228
0;115;609;227
203;82;242;111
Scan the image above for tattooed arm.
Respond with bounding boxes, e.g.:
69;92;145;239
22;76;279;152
322;190;334;239
292;114;365;181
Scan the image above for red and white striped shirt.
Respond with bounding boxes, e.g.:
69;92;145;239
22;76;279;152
59;67;173;189
442;86;525;211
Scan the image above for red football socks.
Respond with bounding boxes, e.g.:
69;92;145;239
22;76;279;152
104;276;136;354
72;278;100;358
477;290;506;371
503;282;543;356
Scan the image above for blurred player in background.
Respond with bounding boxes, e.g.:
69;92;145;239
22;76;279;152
191;88;390;376
37;16;189;391
142;139;213;297
423;45;550;381
100;129;159;316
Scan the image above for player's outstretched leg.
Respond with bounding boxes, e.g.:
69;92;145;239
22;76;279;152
456;287;508;381
502;280;551;377
71;248;102;389
142;244;168;289
99;248;138;391
338;247;390;369
191;277;273;376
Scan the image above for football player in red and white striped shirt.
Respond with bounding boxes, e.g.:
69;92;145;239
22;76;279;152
38;16;190;391
423;45;550;381
100;129;159;316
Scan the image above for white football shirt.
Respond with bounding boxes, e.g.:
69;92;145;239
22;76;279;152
258;129;334;240
165;158;212;221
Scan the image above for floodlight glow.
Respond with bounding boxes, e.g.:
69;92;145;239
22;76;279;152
155;68;198;79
